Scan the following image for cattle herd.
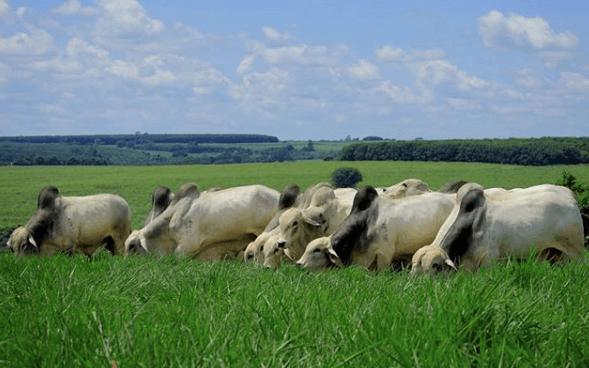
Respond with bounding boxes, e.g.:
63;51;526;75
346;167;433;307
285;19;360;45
6;179;586;274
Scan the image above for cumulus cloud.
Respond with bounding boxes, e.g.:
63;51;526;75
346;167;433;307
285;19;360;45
538;51;574;68
376;81;434;105
560;72;589;91
231;68;289;104
262;27;293;42
376;45;445;63
93;0;165;39
348;59;381;80
52;0;97;16
515;68;543;88
236;54;255;74
0;24;54;55
478;10;579;50
411;60;489;90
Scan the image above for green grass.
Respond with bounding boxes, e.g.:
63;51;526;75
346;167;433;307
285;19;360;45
1;162;589;367
1;252;588;367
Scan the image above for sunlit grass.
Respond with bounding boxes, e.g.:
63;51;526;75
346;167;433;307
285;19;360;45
1;162;588;229
1;252;588;367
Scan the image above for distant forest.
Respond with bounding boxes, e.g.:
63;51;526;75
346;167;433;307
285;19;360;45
340;137;589;166
0;134;588;166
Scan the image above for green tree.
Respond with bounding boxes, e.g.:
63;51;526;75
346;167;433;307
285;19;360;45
331;167;363;188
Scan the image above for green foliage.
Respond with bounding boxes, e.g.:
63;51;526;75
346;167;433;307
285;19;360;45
556;170;589;207
340;137;589;165
331;167;363;188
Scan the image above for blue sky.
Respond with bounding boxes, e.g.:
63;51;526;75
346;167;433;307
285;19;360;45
1;0;588;140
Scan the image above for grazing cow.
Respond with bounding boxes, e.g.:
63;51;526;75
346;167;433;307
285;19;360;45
411;183;585;273
143;185;225;227
378;179;467;200
379;179;431;199
125;184;279;260
6;186;132;257
244;184;302;263
261;232;289;268
277;184;357;262
296;186;455;270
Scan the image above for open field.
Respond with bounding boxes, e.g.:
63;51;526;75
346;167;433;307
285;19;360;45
1;162;589;367
2;161;589;230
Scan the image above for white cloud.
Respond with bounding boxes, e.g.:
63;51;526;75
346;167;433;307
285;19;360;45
0;0;10;19
52;0;97;16
0;24;54;55
446;98;481;110
262;27;293;42
515;68;543;88
236;54;255;74
31;58;82;74
94;0;165;39
66;38;108;60
348;59;381;80
478;10;579;50
230;68;290;112
560;72;589;91
376;45;444;63
538;51;574;68
16;6;28;18
376;80;434;104
411;60;489;90
376;46;407;62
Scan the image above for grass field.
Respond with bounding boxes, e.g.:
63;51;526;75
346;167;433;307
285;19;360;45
2;161;589;229
1;162;589;367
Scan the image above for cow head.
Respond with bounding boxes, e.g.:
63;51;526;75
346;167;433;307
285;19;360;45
327;186;378;264
436;183;487;265
262;233;289;268
124;230;148;256
382;179;430;199
296;237;342;268
411;245;456;274
6;226;40;256
278;208;325;261
244;231;273;264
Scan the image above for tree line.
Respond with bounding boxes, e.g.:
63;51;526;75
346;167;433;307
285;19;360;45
0;133;279;146
339;137;589;166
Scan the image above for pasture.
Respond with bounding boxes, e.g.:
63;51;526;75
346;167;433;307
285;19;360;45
1;162;589;367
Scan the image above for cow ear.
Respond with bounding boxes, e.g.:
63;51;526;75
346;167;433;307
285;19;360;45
327;248;342;267
445;258;457;271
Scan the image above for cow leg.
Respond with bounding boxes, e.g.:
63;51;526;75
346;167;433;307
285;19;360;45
375;249;393;271
103;236;116;255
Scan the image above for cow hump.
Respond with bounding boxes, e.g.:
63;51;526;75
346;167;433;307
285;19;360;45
279;184;301;210
351;186;378;213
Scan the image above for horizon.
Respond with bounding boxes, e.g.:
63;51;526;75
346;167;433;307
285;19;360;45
1;1;588;140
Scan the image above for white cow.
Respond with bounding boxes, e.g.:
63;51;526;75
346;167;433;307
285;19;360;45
125;184;279;260
411;183;585;273
7;186;132;257
244;184;302;264
277;184;357;262
296;186;455;270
